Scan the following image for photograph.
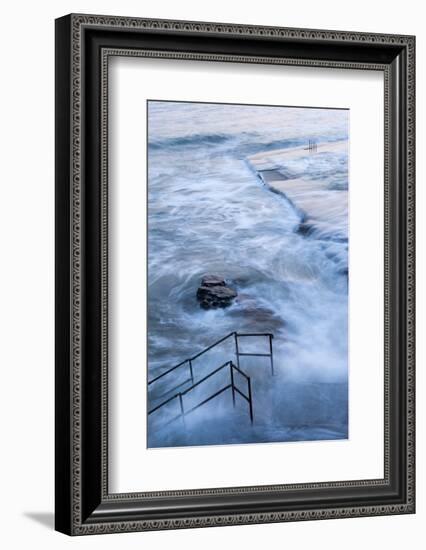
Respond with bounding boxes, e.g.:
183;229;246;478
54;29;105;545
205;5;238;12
146;100;350;448
52;11;415;536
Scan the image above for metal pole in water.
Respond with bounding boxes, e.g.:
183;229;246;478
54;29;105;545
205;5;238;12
188;359;194;383
247;377;254;424
179;393;186;427
269;334;275;376
230;362;236;408
234;332;240;369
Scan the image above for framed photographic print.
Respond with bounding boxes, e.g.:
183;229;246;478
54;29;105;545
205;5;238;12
55;14;415;535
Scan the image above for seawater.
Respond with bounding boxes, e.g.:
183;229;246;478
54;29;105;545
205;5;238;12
147;101;349;448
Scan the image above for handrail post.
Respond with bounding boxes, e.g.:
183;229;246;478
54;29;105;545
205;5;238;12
247;377;254;424
269;334;274;376
229;362;236;408
178;393;186;427
188;359;194;383
234;332;240;369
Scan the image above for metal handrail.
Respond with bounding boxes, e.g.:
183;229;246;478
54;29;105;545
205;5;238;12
181;361;232;396
147;332;274;429
148;331;274;386
148;360;231;415
148;361;254;424
148;332;235;386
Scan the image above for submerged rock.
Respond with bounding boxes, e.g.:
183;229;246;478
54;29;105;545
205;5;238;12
297;222;314;236
196;275;237;309
234;294;286;331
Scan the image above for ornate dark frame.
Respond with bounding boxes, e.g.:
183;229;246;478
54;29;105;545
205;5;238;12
55;13;415;536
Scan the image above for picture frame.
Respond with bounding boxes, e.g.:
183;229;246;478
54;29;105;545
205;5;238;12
55;13;415;535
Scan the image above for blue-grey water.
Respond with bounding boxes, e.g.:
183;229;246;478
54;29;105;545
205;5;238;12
147;101;349;448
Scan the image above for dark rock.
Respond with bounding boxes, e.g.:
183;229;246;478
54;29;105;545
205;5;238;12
297;222;314;236
200;275;226;288
196;275;237;309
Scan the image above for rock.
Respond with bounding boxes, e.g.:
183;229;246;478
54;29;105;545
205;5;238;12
200;275;226;288
297;222;314;236
196;275;237;309
234;294;286;331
